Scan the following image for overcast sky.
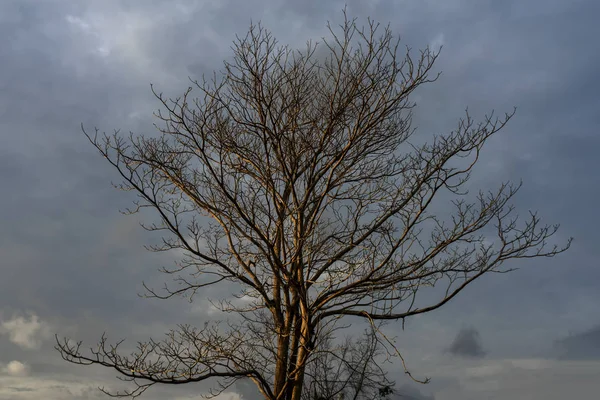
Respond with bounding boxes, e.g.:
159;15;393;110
1;0;599;399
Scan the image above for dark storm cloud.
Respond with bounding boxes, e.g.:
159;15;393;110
447;328;486;358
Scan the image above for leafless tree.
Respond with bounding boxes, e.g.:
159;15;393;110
304;326;395;400
56;11;571;400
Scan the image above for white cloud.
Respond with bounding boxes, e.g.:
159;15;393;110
2;360;30;377
0;313;50;350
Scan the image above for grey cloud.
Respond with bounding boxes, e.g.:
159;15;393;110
419;357;600;400
392;383;435;400
447;328;486;358
6;387;35;392
234;378;262;399
555;325;600;360
1;0;599;398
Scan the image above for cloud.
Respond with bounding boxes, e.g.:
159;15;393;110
234;378;261;399
0;376;108;400
426;357;600;400
554;325;600;360
0;313;50;350
447;328;486;358
2;360;30;377
172;394;241;400
430;32;445;51
392;383;435;400
0;0;599;399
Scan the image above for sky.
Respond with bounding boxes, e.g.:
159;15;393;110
1;0;599;399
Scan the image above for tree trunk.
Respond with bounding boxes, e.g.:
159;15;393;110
274;332;290;399
290;305;311;400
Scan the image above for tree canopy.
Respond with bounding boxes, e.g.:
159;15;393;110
56;11;570;400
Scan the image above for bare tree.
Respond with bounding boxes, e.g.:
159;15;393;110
304;326;395;400
56;11;571;400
